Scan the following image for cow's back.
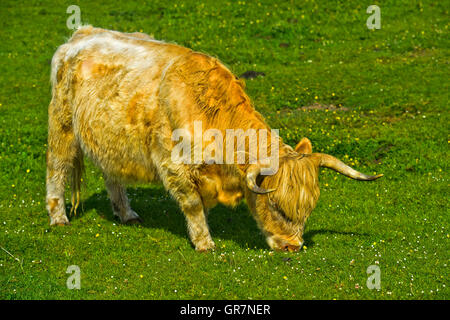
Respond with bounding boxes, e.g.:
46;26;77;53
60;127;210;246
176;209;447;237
50;26;265;185
51;26;191;183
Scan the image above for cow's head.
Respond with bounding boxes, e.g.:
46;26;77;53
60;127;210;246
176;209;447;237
245;138;383;252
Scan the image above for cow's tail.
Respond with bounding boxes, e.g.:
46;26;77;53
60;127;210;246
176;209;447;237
69;148;84;216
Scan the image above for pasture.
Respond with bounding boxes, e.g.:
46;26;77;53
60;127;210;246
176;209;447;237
0;0;448;299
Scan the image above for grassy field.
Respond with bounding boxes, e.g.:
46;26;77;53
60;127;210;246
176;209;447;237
0;0;448;300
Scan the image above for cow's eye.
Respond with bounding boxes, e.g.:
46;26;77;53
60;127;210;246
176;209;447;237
268;201;292;223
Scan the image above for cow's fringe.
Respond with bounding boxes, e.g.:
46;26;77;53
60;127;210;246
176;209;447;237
69;149;84;216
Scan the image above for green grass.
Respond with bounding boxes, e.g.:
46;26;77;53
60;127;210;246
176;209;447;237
0;0;448;299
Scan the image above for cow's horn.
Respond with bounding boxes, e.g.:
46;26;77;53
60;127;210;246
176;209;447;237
246;164;276;194
312;153;383;181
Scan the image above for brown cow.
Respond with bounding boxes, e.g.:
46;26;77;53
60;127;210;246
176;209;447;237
46;26;382;252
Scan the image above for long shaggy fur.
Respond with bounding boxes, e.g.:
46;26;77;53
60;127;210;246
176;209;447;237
45;26;381;251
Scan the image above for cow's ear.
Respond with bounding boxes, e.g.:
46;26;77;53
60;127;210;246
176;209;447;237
295;137;312;154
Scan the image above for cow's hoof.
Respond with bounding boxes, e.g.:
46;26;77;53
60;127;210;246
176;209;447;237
124;213;143;225
125;217;143;225
195;240;216;252
50;216;70;226
121;210;143;225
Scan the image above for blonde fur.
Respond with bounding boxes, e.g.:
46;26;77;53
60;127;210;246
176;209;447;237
46;26;381;251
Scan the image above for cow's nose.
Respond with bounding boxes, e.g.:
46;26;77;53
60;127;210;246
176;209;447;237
283;244;300;252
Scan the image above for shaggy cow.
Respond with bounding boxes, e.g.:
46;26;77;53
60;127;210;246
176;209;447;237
46;26;382;252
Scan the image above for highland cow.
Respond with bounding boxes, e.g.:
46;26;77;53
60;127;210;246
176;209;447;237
46;26;382;252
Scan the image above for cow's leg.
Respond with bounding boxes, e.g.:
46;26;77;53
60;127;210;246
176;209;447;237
46;154;71;226
156;162;214;251
178;195;215;252
46;102;80;226
104;177;142;224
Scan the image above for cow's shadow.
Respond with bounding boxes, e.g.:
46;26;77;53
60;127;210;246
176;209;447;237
81;186;268;250
80;186;370;250
302;229;371;248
